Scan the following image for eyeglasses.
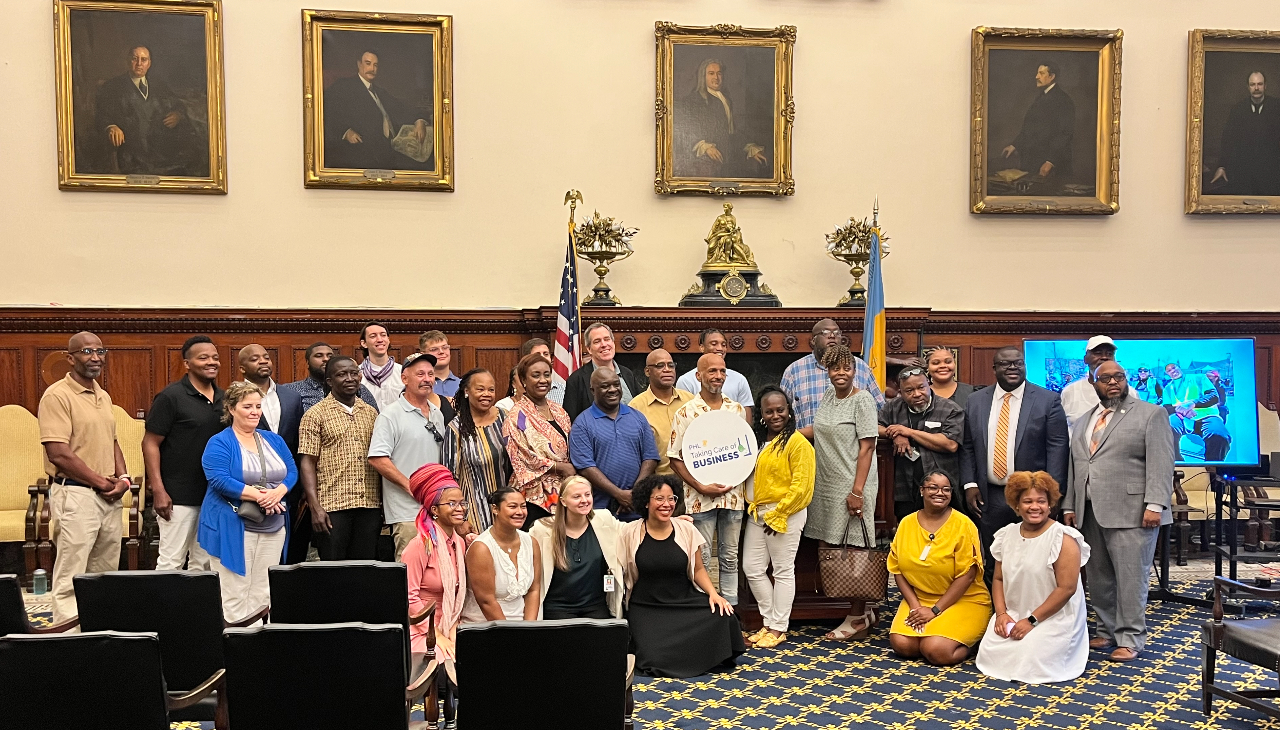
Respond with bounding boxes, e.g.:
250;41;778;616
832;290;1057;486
435;501;467;511
424;421;444;444
73;348;108;357
1094;373;1128;384
921;485;951;494
816;329;842;338
993;359;1025;368
898;367;928;381
649;495;679;504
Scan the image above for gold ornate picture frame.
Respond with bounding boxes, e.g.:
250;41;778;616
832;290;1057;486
1186;29;1280;214
970;27;1122;214
654;22;795;196
302;10;454;191
53;0;227;193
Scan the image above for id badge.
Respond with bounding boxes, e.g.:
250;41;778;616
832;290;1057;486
604;574;617;593
918;544;931;561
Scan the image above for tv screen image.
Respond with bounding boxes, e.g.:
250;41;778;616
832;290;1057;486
1023;338;1259;467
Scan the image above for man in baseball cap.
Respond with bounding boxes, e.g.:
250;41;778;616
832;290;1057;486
1060;336;1118;435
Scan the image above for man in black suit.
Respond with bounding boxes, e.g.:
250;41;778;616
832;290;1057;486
563;323;639;422
323;50;432;171
238;345;308;563
1210;72;1280;195
93;45;206;176
673;58;770;179
961;345;1070;586
1001;63;1075;185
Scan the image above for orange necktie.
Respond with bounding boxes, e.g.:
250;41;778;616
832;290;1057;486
992;392;1012;479
1090;409;1112;454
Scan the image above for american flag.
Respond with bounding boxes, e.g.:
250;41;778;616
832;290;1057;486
552;232;581;389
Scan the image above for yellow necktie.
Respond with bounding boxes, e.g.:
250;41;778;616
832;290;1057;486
1090;409;1112;454
992;392;1012;480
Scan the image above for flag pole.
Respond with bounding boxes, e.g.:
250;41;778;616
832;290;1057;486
564;189;584;363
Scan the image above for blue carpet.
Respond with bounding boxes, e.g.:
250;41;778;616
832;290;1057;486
27;579;1280;728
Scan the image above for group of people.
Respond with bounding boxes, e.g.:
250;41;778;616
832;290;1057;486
36;318;1176;697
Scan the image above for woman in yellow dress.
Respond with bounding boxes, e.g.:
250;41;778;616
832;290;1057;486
887;470;991;665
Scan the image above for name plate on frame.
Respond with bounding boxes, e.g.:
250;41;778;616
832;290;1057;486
125;175;161;186
362;169;397;180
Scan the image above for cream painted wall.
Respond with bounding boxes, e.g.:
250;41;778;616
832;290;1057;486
2;0;1280;311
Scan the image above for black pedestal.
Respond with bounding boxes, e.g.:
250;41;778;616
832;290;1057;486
678;268;781;307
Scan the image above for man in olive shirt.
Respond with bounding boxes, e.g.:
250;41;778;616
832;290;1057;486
628;349;694;478
38;332;131;623
143;335;224;571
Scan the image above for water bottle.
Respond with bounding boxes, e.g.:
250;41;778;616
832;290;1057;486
32;569;48;595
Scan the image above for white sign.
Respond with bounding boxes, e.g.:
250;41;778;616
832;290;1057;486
681;409;758;487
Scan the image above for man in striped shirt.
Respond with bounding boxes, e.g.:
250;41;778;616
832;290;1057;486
780;319;884;430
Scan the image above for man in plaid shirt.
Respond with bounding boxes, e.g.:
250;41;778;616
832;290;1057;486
780;319;885;430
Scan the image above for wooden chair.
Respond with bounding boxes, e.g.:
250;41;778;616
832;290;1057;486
75;570;267;724
456;618;635;730
0;405;46;585
0;630;226;730
222;622;433;730
1202;576;1280;720
31;406;146;576
0;573;78;634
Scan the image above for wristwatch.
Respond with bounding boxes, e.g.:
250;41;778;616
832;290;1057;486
930;605;941;616
1027;613;1039;626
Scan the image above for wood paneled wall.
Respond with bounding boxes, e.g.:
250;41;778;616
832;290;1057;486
2;307;1279;416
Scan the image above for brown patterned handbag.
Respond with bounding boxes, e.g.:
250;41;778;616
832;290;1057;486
817;515;889;601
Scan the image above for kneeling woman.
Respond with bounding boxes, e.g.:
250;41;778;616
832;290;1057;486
462;487;542;622
531;476;625;619
622;474;745;678
887;470;991;665
976;471;1089;683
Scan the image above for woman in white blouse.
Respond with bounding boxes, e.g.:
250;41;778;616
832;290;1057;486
461;486;543;621
976;471;1090;684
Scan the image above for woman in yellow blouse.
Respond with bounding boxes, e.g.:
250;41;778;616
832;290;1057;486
887;470;992;665
743;386;815;649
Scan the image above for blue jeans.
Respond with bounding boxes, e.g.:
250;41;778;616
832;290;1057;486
691;508;743;605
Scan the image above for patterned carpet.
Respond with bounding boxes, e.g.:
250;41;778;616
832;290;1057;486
25;579;1280;729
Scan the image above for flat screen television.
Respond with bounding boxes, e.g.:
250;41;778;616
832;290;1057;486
1023;338;1259;467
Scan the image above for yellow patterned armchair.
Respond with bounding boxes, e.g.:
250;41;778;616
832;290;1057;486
0;406;45;585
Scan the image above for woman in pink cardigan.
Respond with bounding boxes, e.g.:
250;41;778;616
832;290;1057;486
403;463;469;728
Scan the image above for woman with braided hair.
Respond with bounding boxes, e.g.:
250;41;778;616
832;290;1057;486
444;368;511;532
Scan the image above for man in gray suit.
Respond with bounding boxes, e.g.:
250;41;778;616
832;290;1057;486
961;345;1070;587
1063;359;1174;663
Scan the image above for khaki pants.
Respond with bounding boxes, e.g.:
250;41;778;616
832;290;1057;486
391;521;417;561
157;505;211;571
49;483;123;623
210;528;286;622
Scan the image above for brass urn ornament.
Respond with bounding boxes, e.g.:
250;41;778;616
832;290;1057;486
825;199;891;307
572;201;638;307
679;201;780;307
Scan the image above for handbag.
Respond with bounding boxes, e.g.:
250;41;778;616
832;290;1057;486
230;433;269;524
817;513;889;601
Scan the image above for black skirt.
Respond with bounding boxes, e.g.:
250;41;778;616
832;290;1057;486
627;529;744;678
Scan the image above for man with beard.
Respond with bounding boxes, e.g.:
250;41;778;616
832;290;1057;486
780;318;884;431
570;368;659;522
1211;72;1280;195
324;50;433;170
94;45;206;176
960;345;1069;585
878;367;965;519
1000;63;1075;187
1060;336;1117;436
281;341;379;413
1062;360;1174;662
674;58;770;179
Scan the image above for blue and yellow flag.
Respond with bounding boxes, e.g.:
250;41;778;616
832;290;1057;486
861;228;886;389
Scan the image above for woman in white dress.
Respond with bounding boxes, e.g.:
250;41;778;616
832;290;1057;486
976;471;1090;684
462;487;543;621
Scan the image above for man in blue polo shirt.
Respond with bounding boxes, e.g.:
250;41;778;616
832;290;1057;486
569;368;659;521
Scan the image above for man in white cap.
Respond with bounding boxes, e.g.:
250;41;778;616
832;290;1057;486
1060;336;1118;435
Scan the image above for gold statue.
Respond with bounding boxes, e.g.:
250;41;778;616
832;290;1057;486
702;202;756;269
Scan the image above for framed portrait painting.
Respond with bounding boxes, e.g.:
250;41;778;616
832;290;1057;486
654;22;795;196
53;0;227;193
1186;30;1280;214
302;10;454;191
970;27;1122;214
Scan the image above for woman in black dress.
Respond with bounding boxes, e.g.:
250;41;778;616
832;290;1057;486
926;347;976;408
620;474;744;678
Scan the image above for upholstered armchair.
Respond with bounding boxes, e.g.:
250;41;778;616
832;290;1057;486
0;406;48;585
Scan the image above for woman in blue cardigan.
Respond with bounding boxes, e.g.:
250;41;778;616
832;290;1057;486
200;381;297;620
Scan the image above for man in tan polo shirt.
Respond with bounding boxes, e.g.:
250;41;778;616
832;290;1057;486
38;331;131;622
628;349;694;478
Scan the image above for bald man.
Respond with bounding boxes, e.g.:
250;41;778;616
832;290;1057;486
38;332;131;622
629;349;695;478
569;368;659;521
668;353;748;605
238;344;305;457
